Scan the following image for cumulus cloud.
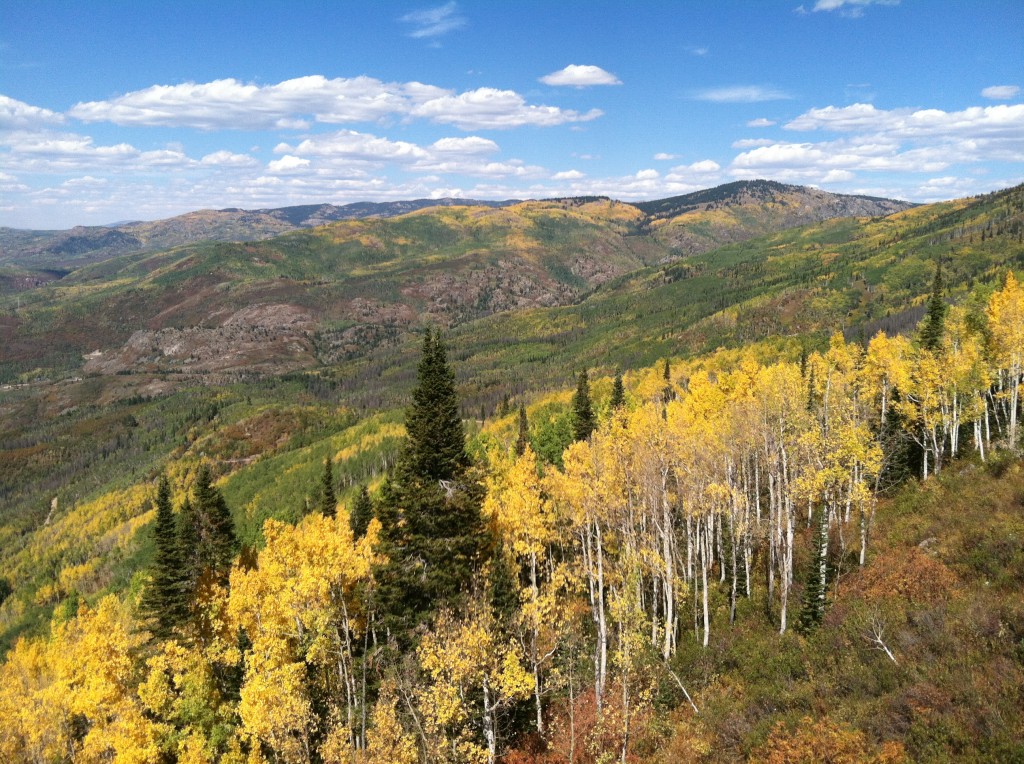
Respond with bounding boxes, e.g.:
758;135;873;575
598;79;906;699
654;152;680;160
694;86;792;103
747;118;776;127
0;95;65;129
68;76;598;132
400;2;467;38
1;129;197;172
539;65;622;87
552;169;585;180
410;87;602;129
201;150;259;167
982;85;1021;100
785;103;1024;145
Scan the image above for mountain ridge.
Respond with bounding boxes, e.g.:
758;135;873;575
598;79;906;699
0;181;911;270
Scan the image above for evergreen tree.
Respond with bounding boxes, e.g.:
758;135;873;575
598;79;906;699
610;368;626;410
404;329;470;481
350;485;374;538
179;464;237;592
318;458;337;518
662;358;675;405
798;508;830;634
571;369;596;442
374;330;486;643
514;404;530;457
140;476;188;638
920;259;948;352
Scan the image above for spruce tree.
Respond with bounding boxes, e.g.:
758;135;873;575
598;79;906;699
920;259;948;352
515;404;530;457
404;329;470;481
374;330;486;643
571;369;596;442
180;464;237;591
610;368;626;410
141;476;189;638
350;485;373;538
318;458;337;518
798;508;830;634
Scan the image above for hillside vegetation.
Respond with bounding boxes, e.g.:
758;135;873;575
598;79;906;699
0;183;1022;762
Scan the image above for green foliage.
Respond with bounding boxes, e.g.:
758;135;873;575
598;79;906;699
797;508;830;634
139;476;188;639
610;368;626;410
317;458;337;518
374;332;487;642
919;259;948;351
179;465;237;591
349;485;373;539
514;403;530;456
571;369;596;442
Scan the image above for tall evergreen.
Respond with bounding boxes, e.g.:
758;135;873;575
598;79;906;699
179;464;237;592
350;485;373;538
920;259;948;352
514;404;530;457
610;368;626;411
318;458;337;518
404;329;470;481
798;508;830;634
374;330;486;643
140;476;188;638
571;369;596;442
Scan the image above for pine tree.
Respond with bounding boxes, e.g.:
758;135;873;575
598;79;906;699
350;485;373;538
920;259;948;352
662;358;675;405
514;404;530;457
374;330;486;643
179;464;237;592
610;368;626;410
140;476;188;638
571;369;596;442
318;458;337;518
798;508;830;634
404;329;470;481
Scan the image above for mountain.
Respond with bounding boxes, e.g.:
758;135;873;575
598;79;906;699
0;198;521;270
3;184;1019;402
0;181;910;271
634;179;914;256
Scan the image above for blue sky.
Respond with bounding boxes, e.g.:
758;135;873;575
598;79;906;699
1;0;1022;228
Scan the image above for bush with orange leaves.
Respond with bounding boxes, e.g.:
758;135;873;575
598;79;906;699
752;716;908;764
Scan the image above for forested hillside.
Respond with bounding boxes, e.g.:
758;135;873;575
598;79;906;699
0;184;1023;762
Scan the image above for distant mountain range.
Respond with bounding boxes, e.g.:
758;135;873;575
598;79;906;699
0;181;911;270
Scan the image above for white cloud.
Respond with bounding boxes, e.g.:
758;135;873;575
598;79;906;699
430;136;500;154
539;65;622;87
267;156;312;174
785;103;1024;146
812;0;899;17
552;169;585;180
695;86;792;103
201;150;259;167
0;95;65;129
747;118;776;127
69;76;599;133
400;2;467;38
732;138;776;148
1;129;197;172
410;87;603;129
635;169;659;180
982;85;1021;100
277;130;430;163
653;152;680;160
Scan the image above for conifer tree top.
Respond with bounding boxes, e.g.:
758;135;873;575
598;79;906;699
404;329;469;482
